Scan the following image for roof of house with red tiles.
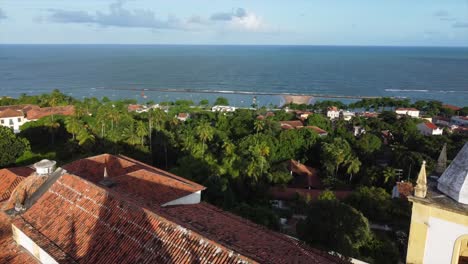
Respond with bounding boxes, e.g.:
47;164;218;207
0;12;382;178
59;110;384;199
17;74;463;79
305;126;328;135
270;187;352;201
0;167;34;202
442;104;462;111
0;208;38;264
0;104;39;112
422;122;438;130
26;105;75;120
327;107;338;111
288;160;322;189
279;120;304;130
3;175;48;211
16;174;255;264
62;154;205;195
127;104;143;112
0;109;24;118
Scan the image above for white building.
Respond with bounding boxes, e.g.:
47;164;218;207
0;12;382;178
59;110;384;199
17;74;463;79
341;111;355;121
417;122;443;136
212;105;236;112
0;109;27;133
176;113;190;122
395;108;420;118
326;106;340;120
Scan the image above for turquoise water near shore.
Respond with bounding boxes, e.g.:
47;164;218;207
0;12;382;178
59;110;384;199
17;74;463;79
0;45;467;106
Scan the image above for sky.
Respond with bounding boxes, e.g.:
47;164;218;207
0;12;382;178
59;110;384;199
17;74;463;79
1;0;468;46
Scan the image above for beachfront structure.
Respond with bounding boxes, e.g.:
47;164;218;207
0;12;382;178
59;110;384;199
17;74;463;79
406;144;468;264
0;154;344;264
326;106;340;120
395;108;420;118
417;122;443;136
451;116;468;126
0;109;27;133
176;112;190;122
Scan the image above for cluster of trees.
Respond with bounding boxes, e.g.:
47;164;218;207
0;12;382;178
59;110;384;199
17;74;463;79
1;91;467;263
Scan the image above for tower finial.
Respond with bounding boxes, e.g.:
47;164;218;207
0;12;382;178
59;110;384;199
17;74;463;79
414;160;427;198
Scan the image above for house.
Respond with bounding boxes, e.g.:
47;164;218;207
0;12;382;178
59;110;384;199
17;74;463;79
340;111;355;121
353;126;366;137
25;105;75;121
296;111;312;120
381;130;394;145
176;112;189;122
433;116;451;127
360;112;379;118
305;126;328;136
326;106;340;120
395;108;420;118
442;104;462;112
451;116;468;126
417;122;443;136
0;109;26;133
212;105;236;112
406;144;468;264
279;120;304;130
127;104;149;113
0;154;345;264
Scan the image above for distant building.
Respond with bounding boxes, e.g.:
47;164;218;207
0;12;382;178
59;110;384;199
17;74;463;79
212;105;236;112
279;120;304;130
360;112;379;118
0;109;26;133
417;122;443;136
442;104;462;112
353;126;366;137
0;154;345;263
406;144;468;264
296;111;312;120
0;105;74;133
451;116;468;126
305;126;328;137
340;111;355;121
176;112;190;122
395;108;420;118
326;106;340;120
433;116;451;127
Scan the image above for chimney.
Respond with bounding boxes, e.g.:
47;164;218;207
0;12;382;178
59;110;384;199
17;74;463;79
414;161;427;198
33;159;57;176
99;166;115;188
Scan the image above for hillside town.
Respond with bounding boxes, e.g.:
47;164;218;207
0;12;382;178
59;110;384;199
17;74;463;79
0;92;467;263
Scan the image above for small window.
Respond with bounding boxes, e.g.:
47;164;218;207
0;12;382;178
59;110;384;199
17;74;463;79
9;119;13;125
0;119;3;124
18;118;21;122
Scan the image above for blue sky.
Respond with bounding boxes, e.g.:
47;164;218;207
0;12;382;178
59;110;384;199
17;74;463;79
1;0;468;46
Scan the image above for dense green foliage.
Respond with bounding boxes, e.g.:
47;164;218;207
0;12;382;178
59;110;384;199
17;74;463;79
0;127;30;168
3;91;467;262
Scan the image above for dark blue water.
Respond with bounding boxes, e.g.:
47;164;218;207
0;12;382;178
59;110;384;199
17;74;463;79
1;45;467;106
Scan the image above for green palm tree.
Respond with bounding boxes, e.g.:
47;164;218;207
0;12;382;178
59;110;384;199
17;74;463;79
346;157;361;182
196;120;214;155
64;117;83;140
254;119;265;134
383;167;396;183
76;128;95;146
136;121;149;146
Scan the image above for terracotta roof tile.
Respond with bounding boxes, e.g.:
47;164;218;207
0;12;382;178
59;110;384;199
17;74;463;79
0;167;34;202
0;109;23;118
442;104;462;111
0;209;38;264
288;160;323;189
26;105;74;120
305;126;327;135
279;120;304;130
424;122;438;130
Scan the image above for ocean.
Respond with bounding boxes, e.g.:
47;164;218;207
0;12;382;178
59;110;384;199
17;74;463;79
0;45;467;106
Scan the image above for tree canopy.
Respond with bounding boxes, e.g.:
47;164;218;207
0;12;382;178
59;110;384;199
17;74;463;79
0;127;30;168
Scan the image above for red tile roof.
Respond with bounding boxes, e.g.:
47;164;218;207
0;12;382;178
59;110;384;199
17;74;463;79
3;154;345;263
127;104;143;112
0;167;34;202
0;209;38;264
26;105;75;120
305;126;327;135
288;160;322;189
279;120;304;130
443;104;462;111
16;174;253;263
327;107;338;111
424;122;438;130
270;187;352;201
0;109;23;118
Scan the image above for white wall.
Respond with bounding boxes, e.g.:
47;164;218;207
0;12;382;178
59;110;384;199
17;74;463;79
0;117;27;133
162;191;201;206
12;224;58;264
423;217;468;264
